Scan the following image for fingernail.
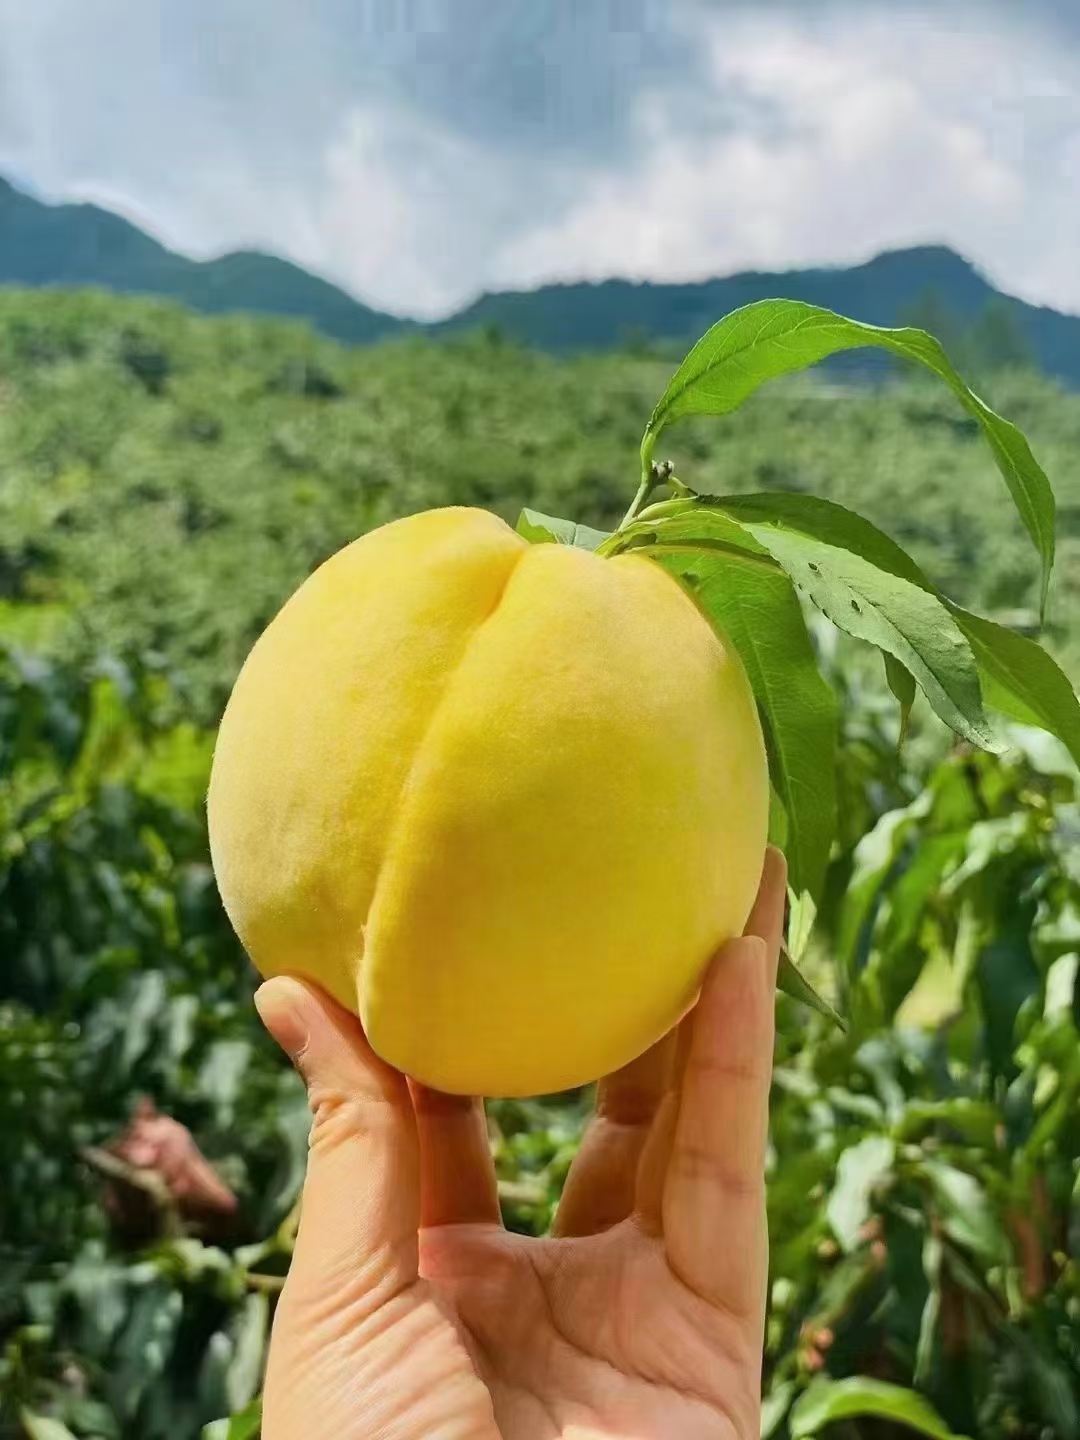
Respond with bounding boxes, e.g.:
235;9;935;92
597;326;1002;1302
763;844;788;888
254;976;311;1063
738;933;770;976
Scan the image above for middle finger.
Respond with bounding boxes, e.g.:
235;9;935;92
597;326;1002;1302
550;1027;679;1238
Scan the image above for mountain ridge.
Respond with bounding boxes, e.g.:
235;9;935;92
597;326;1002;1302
0;177;404;344
3;174;1079;384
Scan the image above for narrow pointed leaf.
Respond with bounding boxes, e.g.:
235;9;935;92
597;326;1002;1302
884;653;917;747
516;508;610;550
639;541;838;899
920;1160;1008;1264
603;502;776;565
762;1383;796;1440
787;888;818;965
225;1292;269;1413
828;1136;895;1251
702;492;1080;764
948;604;1080;769
768;783;789;850
914;1233;943;1386
202;1398;262;1440
779;944;845;1031
617;493;998;747
19;1415;78;1440
790;1377;969;1440
642;300;1055;614
722;522;996;749
713;493;933;588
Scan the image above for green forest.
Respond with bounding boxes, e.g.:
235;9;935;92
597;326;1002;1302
2;287;1080;1440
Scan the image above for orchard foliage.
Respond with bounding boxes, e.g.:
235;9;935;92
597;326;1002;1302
4;638;1078;1440
1;287;1079;713
1;289;1079;1438
0;641;309;1436
768;666;1080;1440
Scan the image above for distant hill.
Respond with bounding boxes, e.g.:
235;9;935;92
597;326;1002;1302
441;246;1007;350
0;177;404;344
436;247;1080;386
4;175;1080;384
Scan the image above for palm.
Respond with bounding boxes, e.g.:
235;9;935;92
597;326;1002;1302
417;1220;756;1438
257;847;785;1440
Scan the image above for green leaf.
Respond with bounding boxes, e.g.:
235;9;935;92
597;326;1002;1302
604;501;776;565
623;495;998;750
711;492;1079;764
767;784;789;850
58;1397;120;1440
914;1233;943;1387
895;1097;1000;1148
226;1293;269;1413
701;493;929;581
109;1280;184;1421
19;1413;78;1440
61;1252;130;1355
636;536;837;899
202;1399;262;1440
948;604;1080;769
999;1329;1080;1440
884;653;917;747
516;508;610;550
725;521;995;748
790;1377;969;1440
261;1082;312;1227
119;970;168;1073
866;832;970;1020
975;901;1041;1082
826;1085;886;1123
642;300;1056;615
1025;1343;1080;1440
761;1382;796;1439
919;1160;1007;1264
197;1039;253;1126
787;888;817;965
827;1135;894;1252
778;944;846;1031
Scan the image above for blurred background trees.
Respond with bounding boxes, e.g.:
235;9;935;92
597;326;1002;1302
1;290;1078;1439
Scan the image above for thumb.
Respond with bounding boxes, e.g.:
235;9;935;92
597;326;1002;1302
255;975;422;1312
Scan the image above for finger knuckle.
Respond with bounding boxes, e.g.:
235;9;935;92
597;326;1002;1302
671;1142;761;1201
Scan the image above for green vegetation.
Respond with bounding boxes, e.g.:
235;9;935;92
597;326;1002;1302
2;287;1078;716
2;287;1080;1439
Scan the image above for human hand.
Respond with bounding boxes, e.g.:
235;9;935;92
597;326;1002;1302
254;844;786;1439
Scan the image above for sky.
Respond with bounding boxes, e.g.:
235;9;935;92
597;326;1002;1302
0;0;1078;320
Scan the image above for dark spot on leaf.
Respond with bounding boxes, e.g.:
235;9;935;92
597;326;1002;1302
851;599;861;613
808;562;820;573
684;572;700;587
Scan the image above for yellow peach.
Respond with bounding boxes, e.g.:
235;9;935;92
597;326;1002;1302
207;506;769;1096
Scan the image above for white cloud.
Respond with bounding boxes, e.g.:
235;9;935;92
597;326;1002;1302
268;4;1080;317
273;102;581;318
1;1;1079;318
497;10;1080;314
